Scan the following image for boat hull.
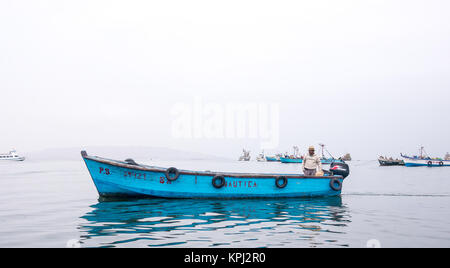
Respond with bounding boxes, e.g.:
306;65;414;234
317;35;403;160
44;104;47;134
321;159;345;165
378;159;404;166
265;156;279;162
82;152;346;199
0;157;25;161
280;157;302;163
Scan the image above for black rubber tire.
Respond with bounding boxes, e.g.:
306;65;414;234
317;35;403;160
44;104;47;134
275;176;288;188
212;175;226;188
439;161;444;166
427;161;433;167
165;167;180;181
329;178;342;191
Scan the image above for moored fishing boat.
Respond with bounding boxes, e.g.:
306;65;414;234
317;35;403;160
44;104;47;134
81;151;350;198
378;156;405;166
238;149;251;161
280;146;303;163
265;153;281;162
256;151;266;162
280;157;344;164
265;155;280;162
280;144;345;164
0;150;25;161
401;147;450;167
341;153;352;161
401;155;450;167
280;157;303;163
318;144;344;164
320;158;345;164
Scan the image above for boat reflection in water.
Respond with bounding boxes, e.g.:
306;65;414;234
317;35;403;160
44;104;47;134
78;196;350;247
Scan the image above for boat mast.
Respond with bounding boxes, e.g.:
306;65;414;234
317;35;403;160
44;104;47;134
319;143;325;158
419;146;430;159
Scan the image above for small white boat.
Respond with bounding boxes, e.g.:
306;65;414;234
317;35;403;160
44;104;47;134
0;150;25;161
238;149;251;161
256;151;266;162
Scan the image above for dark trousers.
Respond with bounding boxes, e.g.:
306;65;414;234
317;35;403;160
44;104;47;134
304;168;316;176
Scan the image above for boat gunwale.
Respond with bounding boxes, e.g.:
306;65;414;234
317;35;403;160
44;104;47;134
82;153;343;180
401;154;450;161
401;156;450;162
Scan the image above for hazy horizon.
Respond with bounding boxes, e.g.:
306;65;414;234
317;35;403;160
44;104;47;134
2;145;443;162
1;1;449;160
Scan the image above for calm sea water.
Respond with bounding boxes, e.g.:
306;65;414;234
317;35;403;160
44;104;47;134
0;158;449;248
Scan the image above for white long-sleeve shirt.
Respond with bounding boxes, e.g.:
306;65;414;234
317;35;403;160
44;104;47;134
302;154;322;170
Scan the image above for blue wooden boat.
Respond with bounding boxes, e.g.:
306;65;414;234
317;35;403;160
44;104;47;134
317;144;345;164
280;157;344;164
81;151;350;199
280;157;303;163
321;158;345;165
265;156;279;162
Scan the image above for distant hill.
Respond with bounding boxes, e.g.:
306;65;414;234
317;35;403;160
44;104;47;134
26;146;230;162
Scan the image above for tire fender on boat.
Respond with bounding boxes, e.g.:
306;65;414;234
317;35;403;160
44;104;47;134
439;161;444;166
275;176;288;188
212;175;226;188
427;161;433;167
329;178;342;191
165;167;180;181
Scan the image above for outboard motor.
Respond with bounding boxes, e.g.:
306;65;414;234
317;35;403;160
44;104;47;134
330;162;350;179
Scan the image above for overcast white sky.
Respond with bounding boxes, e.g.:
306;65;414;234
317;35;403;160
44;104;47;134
1;0;449;159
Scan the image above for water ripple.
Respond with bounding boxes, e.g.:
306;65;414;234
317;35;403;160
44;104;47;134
78;197;350;247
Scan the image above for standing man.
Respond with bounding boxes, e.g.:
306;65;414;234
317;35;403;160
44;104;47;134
302;146;323;176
